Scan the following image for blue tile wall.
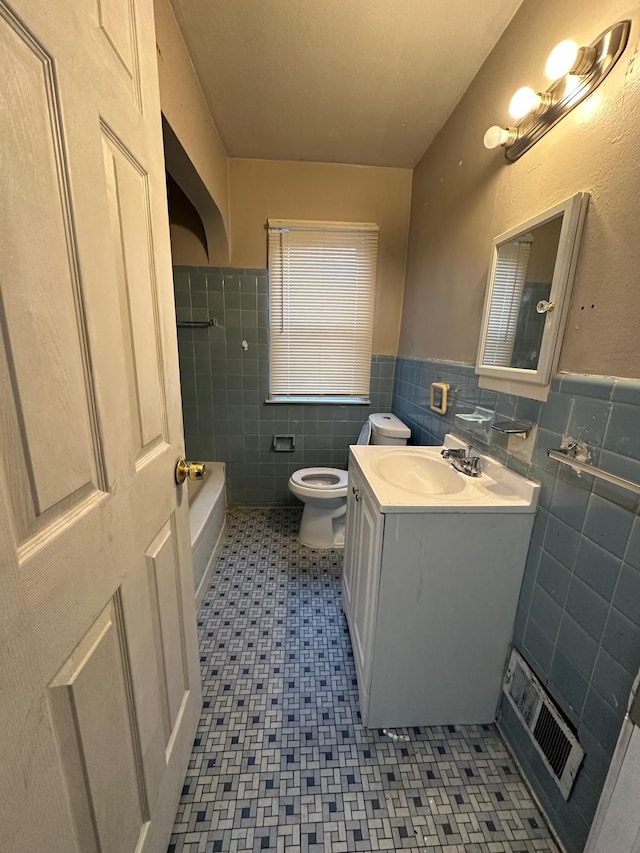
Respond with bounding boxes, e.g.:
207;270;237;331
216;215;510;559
174;266;395;505
392;356;640;853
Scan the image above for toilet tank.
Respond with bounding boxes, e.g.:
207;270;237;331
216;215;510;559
368;413;410;445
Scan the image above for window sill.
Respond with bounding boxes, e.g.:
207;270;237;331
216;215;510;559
265;396;371;405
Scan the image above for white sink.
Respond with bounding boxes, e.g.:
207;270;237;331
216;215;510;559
371;451;466;496
349;435;539;513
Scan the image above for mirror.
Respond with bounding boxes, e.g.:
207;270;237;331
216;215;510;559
476;193;589;401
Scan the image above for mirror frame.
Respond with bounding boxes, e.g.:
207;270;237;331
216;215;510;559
476;192;589;401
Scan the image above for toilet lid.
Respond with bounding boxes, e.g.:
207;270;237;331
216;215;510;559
290;467;348;489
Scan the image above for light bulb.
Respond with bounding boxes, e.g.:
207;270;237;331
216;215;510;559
483;125;510;149
509;87;541;119
545;40;579;79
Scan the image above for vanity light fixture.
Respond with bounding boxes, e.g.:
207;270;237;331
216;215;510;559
484;20;630;161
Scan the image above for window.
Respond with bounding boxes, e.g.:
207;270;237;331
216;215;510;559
267;219;378;403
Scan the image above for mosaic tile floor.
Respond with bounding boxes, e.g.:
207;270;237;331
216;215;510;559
168;508;559;853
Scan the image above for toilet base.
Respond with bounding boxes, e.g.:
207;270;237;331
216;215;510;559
298;502;346;549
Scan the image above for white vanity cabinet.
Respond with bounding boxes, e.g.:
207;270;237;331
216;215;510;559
342;445;538;729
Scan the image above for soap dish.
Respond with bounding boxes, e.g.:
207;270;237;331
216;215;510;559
491;419;531;438
455;406;494;425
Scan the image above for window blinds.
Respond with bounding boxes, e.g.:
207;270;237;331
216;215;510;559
482;237;533;367
267;219;378;402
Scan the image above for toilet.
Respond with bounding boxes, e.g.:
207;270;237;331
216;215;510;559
288;413;410;548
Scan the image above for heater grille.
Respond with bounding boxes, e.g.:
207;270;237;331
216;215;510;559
503;649;584;800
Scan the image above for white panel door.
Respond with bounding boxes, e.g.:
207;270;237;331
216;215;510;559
0;1;201;851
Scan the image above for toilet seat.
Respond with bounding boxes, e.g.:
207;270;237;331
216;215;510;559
289;467;348;499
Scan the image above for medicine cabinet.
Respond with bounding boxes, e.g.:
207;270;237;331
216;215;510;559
476;192;589;401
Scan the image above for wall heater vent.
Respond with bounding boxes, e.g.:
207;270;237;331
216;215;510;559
503;649;584;800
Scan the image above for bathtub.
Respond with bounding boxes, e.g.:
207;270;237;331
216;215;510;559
187;462;226;607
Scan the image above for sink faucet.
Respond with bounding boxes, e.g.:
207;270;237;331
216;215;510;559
441;445;482;477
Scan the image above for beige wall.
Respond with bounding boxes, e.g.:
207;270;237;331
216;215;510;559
228;159;413;355
400;0;640;378
154;0;230;260
166;173;209;265
169;224;208;266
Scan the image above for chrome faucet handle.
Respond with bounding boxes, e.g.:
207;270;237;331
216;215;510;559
462;456;482;477
441;447;467;460
465;456;482;476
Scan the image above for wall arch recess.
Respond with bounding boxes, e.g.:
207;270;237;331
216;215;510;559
162;117;229;265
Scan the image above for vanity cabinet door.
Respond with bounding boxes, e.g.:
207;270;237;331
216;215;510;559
342;466;361;615
350;483;383;716
342;462;384;720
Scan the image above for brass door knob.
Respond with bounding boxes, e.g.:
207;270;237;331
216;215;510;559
175;459;207;484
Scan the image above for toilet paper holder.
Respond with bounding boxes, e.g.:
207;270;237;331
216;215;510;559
272;435;296;452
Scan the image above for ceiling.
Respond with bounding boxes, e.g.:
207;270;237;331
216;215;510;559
170;0;523;168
